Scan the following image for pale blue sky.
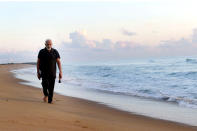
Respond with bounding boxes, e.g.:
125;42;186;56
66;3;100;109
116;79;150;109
1;1;197;63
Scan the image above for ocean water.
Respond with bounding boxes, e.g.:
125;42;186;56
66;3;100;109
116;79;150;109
11;56;197;126
62;57;197;109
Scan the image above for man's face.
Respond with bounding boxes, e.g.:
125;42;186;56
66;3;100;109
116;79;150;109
45;40;52;50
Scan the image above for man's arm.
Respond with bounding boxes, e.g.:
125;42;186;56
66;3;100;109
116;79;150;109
37;58;41;80
57;58;62;79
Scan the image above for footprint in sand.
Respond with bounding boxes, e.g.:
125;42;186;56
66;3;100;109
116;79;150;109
74;120;88;128
54;98;62;101
75;120;80;123
81;125;88;128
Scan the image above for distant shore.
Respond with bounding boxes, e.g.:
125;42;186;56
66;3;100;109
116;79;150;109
0;63;196;131
0;62;36;65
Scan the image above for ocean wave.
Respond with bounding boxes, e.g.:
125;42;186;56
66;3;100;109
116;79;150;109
168;71;197;78
167;97;197;108
93;87;197;109
186;58;197;64
112;89;197;109
102;74;111;77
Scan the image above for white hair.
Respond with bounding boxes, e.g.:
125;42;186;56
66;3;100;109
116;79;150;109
45;39;52;44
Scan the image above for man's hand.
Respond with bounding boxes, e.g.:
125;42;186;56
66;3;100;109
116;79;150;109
37;72;41;80
57;58;62;80
59;72;62;80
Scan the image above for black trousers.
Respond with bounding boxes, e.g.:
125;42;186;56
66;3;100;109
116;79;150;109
41;77;55;103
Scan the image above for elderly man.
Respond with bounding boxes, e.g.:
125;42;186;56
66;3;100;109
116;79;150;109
37;39;62;104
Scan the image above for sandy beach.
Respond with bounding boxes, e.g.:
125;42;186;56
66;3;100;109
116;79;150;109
0;64;196;131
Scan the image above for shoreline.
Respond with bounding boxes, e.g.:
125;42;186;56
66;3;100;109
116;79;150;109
12;64;197;126
0;63;196;131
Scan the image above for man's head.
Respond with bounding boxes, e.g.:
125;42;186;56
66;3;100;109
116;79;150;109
45;39;52;50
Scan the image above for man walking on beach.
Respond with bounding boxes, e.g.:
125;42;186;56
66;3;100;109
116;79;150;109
37;39;62;104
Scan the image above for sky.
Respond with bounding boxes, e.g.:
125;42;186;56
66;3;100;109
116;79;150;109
1;0;197;64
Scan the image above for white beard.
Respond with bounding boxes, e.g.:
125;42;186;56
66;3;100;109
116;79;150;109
46;47;52;51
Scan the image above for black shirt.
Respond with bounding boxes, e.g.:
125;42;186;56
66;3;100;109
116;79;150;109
38;47;60;78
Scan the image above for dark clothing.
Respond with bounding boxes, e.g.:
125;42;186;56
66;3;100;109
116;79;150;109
38;47;60;103
38;47;60;78
41;77;55;103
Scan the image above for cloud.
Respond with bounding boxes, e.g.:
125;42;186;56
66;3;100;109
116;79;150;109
155;28;197;56
58;31;152;64
192;28;197;43
121;29;137;36
2;28;197;64
60;31;142;50
68;31;96;48
57;28;197;64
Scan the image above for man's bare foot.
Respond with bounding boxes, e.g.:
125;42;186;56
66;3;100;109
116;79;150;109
43;96;48;102
48;102;53;104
